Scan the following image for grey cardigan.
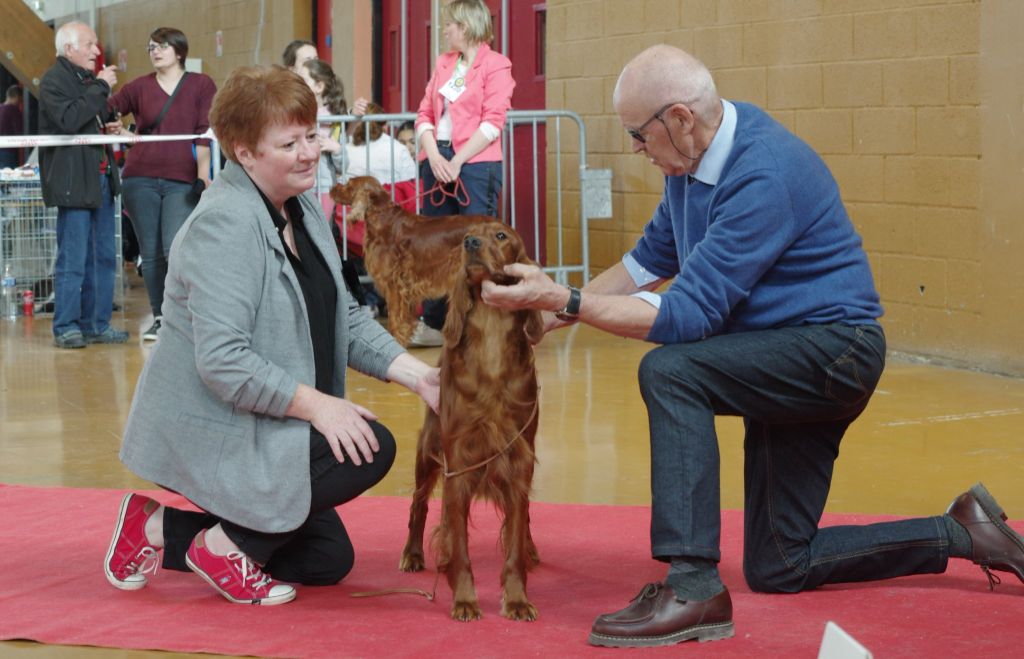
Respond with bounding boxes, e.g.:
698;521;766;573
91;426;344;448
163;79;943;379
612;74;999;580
120;161;405;532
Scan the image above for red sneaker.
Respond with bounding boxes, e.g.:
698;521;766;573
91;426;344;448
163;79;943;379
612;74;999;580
104;493;161;590
185;529;296;605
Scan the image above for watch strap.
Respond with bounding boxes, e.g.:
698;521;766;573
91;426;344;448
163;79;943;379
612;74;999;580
555;286;581;321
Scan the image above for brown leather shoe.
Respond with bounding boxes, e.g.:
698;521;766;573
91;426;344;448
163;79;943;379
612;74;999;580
588;583;734;648
947;482;1024;590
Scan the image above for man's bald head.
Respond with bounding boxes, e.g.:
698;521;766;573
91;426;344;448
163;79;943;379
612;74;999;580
613;45;719;123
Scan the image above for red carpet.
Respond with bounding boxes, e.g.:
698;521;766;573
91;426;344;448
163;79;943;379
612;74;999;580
0;484;1021;657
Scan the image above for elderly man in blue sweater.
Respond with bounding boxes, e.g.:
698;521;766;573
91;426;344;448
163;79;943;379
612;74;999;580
482;44;1024;648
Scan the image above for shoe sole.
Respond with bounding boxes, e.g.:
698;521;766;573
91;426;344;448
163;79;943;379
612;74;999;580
184;554;296;606
85;337;130;344
968;483;1024;584
103;494;147;591
588;621;735;648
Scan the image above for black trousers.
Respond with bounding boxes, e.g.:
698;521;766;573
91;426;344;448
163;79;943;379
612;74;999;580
161;420;396;585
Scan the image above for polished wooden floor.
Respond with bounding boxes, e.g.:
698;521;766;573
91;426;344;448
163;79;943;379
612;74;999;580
2;279;1023;658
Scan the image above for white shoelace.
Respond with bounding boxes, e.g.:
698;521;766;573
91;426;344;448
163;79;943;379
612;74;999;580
227;551;273;590
129;546;160;577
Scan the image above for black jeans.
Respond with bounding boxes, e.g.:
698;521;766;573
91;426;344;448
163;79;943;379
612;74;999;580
161;420;396;585
638;323;950;593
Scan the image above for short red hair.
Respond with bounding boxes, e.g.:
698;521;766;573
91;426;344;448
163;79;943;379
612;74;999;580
209;66;317;162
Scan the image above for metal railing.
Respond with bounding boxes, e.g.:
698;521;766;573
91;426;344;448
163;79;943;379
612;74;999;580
324;109;601;286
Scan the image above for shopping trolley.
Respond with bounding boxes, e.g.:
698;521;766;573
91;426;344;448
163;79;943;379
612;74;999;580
0;170;122;315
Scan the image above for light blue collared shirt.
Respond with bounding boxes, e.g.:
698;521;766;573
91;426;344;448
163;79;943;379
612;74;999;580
624;99;737;308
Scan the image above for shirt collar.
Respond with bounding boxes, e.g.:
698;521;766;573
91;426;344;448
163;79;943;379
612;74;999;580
691;99;736;186
251;178;304;233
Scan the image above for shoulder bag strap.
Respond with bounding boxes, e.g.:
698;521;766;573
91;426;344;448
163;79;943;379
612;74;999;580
141;72;188;135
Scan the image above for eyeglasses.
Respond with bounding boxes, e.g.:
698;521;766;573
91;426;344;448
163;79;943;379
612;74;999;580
626;101;684;144
146;43;171;53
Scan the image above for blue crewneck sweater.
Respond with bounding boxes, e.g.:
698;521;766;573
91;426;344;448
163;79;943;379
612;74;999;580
630;102;883;345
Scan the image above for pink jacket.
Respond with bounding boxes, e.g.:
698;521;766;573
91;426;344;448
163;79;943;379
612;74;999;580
415;43;514;164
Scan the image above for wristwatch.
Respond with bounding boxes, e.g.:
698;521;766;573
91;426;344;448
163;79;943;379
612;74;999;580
555;286;581;322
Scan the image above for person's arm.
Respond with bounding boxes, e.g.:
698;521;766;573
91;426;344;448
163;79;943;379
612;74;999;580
449;53;514;177
194;76;216;186
284;348;438;467
385;352;440;412
40;66;113;134
106;77;134;121
481;261;665;341
415;58;460;183
448;130;492;179
419;128;456;183
195;145;211;187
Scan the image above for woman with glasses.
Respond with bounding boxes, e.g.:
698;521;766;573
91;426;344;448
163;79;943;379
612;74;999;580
108;27;217;342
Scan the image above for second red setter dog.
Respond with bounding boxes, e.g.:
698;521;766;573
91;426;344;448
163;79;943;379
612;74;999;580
330;176;492;346
399;221;544;621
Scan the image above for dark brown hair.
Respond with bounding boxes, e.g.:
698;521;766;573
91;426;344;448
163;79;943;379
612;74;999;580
300;58;347;115
149;27;188;67
350;102;385;146
209;66;317;162
282;39;315;68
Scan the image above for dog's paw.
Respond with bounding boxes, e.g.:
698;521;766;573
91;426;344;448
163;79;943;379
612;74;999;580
399;551;425;572
501;599;538;622
451;599;483;622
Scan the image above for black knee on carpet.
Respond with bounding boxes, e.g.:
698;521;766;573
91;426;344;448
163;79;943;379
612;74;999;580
299;556;354;586
270;546;354;586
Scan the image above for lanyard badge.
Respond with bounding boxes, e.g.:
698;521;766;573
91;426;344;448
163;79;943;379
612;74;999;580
440;72;468;102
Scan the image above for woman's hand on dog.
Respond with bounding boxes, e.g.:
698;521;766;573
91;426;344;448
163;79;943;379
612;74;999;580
385;353;441;413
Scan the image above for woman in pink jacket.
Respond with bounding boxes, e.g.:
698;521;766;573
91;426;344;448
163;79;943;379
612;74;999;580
411;0;515;345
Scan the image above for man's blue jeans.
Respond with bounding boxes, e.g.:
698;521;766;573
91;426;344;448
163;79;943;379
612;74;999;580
638;323;950;593
121;176;195;317
53;174;116;337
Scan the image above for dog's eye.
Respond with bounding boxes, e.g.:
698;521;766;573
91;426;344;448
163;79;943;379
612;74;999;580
496;231;507;240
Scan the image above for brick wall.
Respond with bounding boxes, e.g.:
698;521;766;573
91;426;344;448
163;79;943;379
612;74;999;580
545;0;1014;368
96;0;310;93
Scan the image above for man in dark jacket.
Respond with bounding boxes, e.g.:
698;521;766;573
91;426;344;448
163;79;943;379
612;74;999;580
39;21;128;348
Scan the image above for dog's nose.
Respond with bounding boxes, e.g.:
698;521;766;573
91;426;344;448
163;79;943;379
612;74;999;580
464;235;481;251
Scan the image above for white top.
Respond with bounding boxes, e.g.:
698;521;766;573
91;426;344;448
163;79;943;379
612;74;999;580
344;133;418;185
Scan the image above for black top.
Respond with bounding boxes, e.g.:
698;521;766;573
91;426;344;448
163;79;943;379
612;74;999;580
256;188;337;394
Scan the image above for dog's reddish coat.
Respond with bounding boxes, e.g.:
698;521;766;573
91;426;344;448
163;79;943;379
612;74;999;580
330;177;492;346
398;221;544;621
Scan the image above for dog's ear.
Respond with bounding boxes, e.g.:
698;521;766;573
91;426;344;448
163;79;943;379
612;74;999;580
329;183;349;206
368;188;394;207
443;271;472;347
347;194;368;221
523;308;545;345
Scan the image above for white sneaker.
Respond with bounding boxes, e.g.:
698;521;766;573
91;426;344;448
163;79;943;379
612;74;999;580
408;320;444;348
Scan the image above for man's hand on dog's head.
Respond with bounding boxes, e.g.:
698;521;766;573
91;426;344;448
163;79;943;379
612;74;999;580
481;263;561;312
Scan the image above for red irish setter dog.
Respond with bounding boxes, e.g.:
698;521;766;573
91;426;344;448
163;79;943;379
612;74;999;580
399;221;544;621
329;177;492;346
